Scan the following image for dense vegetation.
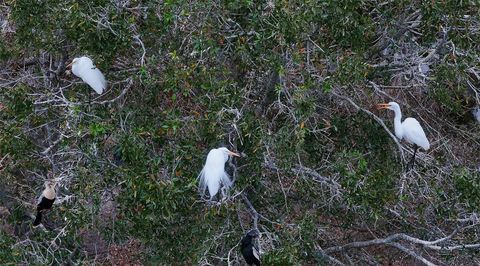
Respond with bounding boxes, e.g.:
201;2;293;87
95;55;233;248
1;0;479;264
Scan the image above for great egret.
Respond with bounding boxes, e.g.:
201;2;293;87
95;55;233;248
241;229;261;266
198;147;240;201
33;181;56;226
377;102;430;167
67;56;107;94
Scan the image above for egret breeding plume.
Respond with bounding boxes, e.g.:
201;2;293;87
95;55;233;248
198;147;240;201
241;229;261;266
377;102;430;167
473;106;480;123
67;56;107;94
33;181;56;226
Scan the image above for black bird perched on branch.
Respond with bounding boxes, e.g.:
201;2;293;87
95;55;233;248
241;229;260;266
33;181;56;226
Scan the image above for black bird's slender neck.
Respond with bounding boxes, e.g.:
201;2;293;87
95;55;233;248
241;235;253;247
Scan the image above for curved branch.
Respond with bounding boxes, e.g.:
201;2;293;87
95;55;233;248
332;91;405;160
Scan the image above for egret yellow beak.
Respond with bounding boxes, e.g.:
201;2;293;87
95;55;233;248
376;103;391;110
227;150;240;157
66;62;73;69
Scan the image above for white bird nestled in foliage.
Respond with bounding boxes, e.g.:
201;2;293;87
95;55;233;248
33;180;56;226
67;56;107;94
377;102;430;167
198;147;240;201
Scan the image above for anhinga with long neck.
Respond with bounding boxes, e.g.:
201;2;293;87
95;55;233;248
377;102;430;168
33;181;56;226
241;229;261;266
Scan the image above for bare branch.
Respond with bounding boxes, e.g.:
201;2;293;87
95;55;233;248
332;91;406;161
387;242;436;266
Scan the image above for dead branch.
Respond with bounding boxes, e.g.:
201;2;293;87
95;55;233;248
387;242;435;266
321;225;480;265
332;91;406;161
91;78;133;105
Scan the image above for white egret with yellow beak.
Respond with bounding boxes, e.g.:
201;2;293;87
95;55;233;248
377;102;430;167
198;147;240;201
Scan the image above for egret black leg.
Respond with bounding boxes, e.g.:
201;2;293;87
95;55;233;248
407;145;418;170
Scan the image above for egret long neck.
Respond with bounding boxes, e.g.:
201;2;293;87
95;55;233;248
393;108;403;139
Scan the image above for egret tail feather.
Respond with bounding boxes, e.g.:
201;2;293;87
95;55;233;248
220;173;232;198
198;169;207;197
221;173;232;188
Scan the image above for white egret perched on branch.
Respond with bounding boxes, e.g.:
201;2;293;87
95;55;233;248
33;180;56;226
198;147;240;201
67;56;107;94
377;102;430;168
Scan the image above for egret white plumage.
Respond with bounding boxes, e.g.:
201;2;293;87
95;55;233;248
67;56;107;94
33;181;56;226
377;102;430;168
198;147;240;201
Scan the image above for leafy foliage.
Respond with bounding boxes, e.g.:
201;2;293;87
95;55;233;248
453;168;480;212
1;0;480;264
430;63;472;121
